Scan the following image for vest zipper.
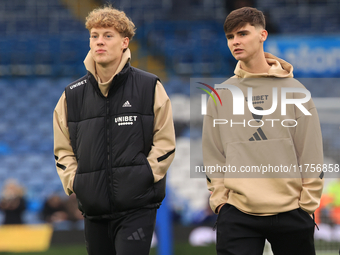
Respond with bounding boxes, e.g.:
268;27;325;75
106;98;113;212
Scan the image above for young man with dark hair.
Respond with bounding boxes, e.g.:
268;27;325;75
203;7;323;255
53;6;175;255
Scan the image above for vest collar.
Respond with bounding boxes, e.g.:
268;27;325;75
88;62;131;98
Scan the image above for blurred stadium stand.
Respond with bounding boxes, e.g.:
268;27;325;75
0;0;339;253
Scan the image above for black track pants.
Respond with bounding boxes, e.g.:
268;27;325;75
84;208;157;255
216;204;316;255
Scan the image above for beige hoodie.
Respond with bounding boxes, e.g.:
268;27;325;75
54;49;176;195
203;53;324;215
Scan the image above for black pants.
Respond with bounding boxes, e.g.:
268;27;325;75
216;204;316;255
84;208;157;255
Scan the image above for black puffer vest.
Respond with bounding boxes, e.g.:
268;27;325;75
65;63;165;220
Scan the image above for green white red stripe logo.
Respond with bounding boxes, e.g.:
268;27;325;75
197;82;222;106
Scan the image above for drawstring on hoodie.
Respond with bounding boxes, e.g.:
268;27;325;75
312;213;319;231
213;206;224;231
213;220;218;231
213;211;221;231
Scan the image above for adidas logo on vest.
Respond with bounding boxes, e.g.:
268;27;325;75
122;101;132;107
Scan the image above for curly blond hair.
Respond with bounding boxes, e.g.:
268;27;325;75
85;5;136;40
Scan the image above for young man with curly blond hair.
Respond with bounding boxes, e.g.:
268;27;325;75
53;6;175;255
203;7;323;255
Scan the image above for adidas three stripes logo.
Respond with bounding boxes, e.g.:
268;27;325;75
127;228;146;241
249;127;267;141
249;107;267;141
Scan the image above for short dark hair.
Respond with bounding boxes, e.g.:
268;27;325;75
224;7;265;34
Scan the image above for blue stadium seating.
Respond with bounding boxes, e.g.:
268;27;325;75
0;0;339;226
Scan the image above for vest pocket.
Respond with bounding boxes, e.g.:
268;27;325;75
152;175;166;203
110;164;154;211
73;169;111;216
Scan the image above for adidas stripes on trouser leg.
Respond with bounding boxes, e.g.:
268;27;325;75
216;204;316;255
84;208;157;255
